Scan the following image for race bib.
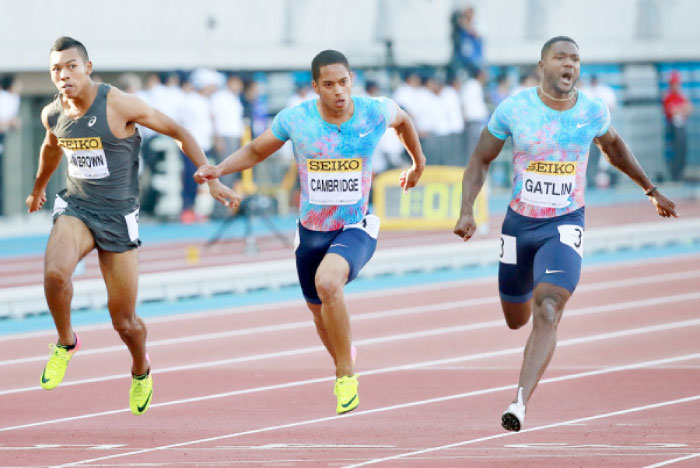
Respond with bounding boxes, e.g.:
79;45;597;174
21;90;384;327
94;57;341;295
59;137;110;179
344;214;380;239
521;161;576;208
558;224;584;257
125;208;140;242
52;194;68;216
307;158;363;205
499;234;517;265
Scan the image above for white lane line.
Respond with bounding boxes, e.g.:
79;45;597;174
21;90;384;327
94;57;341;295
643;452;700;467
4;268;700;367
343;394;700;467
3;315;699;433
3;291;700;397
4;253;699;342
44;354;700;468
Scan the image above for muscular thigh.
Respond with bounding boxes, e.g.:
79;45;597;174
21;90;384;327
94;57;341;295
98;249;139;314
45;215;95;275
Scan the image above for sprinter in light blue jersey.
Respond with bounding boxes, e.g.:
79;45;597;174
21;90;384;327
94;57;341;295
196;50;426;414
454;36;677;432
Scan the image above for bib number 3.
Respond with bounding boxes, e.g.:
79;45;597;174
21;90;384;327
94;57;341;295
558;224;584;257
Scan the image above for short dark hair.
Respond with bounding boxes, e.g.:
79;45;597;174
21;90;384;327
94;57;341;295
541;36;578;59
50;36;89;62
0;74;15;91
311;50;349;81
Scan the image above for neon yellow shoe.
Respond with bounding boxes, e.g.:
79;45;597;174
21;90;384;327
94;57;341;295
40;333;80;390
334;374;359;414
129;372;153;415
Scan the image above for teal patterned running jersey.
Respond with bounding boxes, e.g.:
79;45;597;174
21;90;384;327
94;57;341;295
488;87;610;218
271;96;397;231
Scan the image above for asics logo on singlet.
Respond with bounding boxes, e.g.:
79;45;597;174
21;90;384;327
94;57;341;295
359;130;372;138
88;116;97;127
545;269;565;274
576;122;590;128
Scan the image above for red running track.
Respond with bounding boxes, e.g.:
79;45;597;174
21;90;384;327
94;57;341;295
1;250;700;467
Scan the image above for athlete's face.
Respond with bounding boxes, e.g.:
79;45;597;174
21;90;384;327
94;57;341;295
539;41;580;94
312;63;352;113
49;48;92;98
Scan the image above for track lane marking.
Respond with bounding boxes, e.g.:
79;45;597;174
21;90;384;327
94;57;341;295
4;269;700;367
2;291;700;398
3;317;700;432
42;354;700;468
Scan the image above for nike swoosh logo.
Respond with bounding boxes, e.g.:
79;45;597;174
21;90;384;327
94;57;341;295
576;122;590;128
341;393;358;408
330;244;347;248
137;390;153;413
41;369;50;384
545;269;565;274
359;131;372;138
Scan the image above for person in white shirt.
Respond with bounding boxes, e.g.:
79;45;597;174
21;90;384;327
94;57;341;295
179;69;220;222
461;68;489;162
210;74;245;218
0;75;22;215
440;76;466;165
582;75;618;188
393;71;422;122
366;81;406;175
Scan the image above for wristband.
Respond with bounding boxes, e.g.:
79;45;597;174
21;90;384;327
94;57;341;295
644;186;657;196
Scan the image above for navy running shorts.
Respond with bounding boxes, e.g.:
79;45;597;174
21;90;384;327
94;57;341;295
295;214;380;304
498;207;585;303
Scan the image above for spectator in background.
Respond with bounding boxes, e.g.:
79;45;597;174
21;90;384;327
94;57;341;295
461;68;489;162
366;81;405;175
179;69;220;223
393;70;422;122
489;73;511;107
0;74;22;216
242;79;269;138
136;72;187;216
287;82;315;108
210;74;244;219
510;71;539;97
450;5;484;76
441;74;466;166
663;71;693;181
582;75;618;188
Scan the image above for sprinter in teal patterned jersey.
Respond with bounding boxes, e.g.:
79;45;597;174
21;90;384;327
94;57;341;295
196;50;426;414
454;36;677;432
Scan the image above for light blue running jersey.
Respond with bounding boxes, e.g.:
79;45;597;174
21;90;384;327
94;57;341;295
271;96;397;231
488;87;610;218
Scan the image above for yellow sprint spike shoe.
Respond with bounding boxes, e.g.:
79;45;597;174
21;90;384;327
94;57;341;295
129;370;153;415
334;374;359;414
40;333;81;390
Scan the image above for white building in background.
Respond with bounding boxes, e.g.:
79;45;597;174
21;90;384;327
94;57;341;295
0;0;698;74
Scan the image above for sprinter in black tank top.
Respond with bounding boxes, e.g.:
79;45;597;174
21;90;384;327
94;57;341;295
25;36;241;415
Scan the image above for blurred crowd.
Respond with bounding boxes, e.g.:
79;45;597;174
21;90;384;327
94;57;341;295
0;6;695;222
0;75;22;216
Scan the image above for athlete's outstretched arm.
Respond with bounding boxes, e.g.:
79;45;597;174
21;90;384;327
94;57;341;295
596;126;678;217
194;130;286;183
26;107;63;213
454;128;506;241
389;107;426;191
110;89;239;207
